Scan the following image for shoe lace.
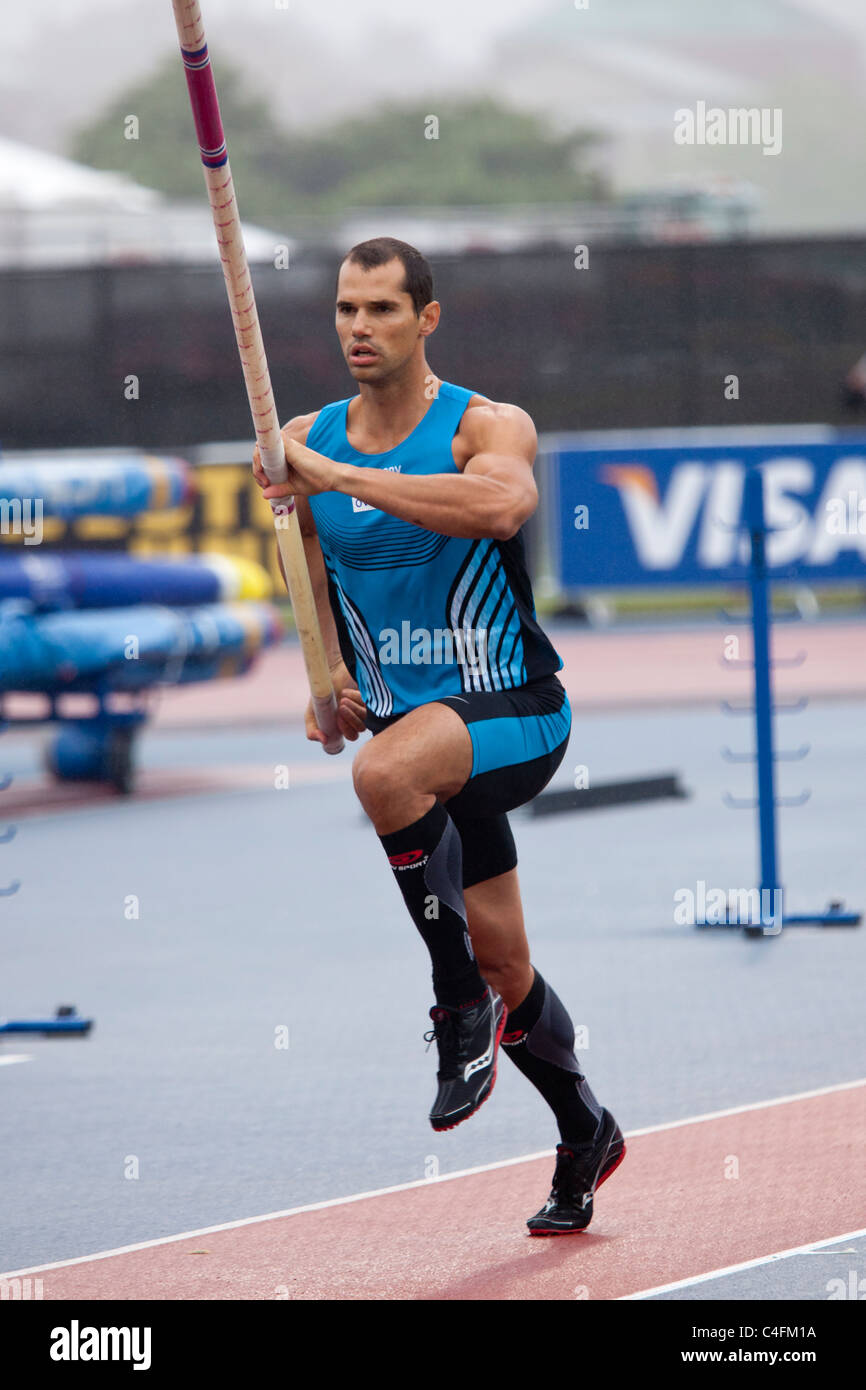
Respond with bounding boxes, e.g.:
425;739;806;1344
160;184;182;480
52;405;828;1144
423;1006;462;1079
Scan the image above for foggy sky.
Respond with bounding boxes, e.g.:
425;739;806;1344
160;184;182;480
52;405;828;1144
4;0;866;75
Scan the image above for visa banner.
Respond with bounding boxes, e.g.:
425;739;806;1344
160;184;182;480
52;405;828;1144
549;429;866;588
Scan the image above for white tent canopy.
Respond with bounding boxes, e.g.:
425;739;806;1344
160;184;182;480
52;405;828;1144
0;137;290;266
0;135;160;213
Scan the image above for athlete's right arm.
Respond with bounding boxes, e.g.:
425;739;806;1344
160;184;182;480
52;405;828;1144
252;416;367;744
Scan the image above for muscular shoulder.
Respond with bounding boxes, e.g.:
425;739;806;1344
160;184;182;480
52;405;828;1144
280;410;321;448
452;395;537;471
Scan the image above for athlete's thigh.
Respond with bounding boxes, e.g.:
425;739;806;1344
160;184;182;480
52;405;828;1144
358;698;474;801
438;673;571;821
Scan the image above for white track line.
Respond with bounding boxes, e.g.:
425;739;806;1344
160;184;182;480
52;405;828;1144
622;1227;866;1299
1;1075;863;1280
622;1074;865;1138
0;1054;32;1067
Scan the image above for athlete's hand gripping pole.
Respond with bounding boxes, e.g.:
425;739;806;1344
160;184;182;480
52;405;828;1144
171;0;342;753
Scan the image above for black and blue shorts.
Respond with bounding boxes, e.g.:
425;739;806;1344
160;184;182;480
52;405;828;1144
368;672;571;889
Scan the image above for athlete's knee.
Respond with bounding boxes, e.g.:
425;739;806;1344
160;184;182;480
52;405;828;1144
473;946;531;999
352;740;406;815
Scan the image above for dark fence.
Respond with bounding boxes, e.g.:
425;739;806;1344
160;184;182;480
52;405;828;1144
2;238;866;451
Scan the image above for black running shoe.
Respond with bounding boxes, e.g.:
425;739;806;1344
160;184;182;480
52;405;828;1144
527;1108;626;1235
425;987;507;1132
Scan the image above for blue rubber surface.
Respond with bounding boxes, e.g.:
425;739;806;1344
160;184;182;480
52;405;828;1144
1;699;864;1295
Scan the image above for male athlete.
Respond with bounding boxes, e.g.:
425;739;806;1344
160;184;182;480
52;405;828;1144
253;237;625;1233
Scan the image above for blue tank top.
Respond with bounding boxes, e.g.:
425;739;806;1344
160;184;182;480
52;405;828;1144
307;380;563;726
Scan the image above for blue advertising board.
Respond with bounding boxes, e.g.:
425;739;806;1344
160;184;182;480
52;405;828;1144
548;428;866;588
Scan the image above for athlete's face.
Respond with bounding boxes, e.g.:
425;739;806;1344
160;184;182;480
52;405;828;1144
335;259;438;381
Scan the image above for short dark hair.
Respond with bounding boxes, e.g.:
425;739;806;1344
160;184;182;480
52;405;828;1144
337;237;433;316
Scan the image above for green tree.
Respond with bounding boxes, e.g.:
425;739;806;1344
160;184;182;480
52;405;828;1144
70;59;283;212
72;62;610;224
270;99;609;213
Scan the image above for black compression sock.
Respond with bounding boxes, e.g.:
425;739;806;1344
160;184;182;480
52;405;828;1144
502;968;603;1143
379;802;486;1008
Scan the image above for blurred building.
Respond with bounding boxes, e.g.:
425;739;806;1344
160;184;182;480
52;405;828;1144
308;180;760;256
485;0;866;236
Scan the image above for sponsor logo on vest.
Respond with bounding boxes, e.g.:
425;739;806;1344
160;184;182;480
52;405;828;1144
352;463;402;512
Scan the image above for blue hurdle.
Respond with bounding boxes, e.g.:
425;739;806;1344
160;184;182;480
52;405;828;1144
718;465;862;937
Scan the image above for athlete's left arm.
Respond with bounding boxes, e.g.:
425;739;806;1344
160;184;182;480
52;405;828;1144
263;403;539;541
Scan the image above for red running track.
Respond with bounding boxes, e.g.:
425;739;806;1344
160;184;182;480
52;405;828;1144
8;1082;864;1300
